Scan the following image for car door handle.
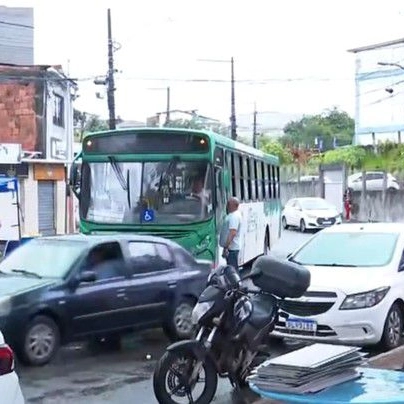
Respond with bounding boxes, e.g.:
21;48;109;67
167;281;177;288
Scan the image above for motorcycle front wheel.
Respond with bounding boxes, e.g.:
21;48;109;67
153;350;218;404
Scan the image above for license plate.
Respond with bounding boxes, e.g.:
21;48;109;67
285;318;317;332
323;221;331;225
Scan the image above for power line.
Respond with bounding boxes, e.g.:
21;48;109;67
0;20;33;29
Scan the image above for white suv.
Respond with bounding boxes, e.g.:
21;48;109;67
348;171;399;191
0;331;24;404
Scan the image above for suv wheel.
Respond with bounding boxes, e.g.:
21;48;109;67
19;315;60;366
163;298;196;341
380;303;403;350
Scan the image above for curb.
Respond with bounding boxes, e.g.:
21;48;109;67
367;345;404;370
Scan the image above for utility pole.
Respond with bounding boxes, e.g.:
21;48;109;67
107;8;116;130
253;103;258;148
230;57;237;140
165;86;171;126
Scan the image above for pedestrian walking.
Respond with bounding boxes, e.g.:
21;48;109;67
344;188;352;221
219;197;242;269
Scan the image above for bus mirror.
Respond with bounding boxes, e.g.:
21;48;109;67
69;163;81;198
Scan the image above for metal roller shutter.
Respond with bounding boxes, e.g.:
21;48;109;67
38;181;56;235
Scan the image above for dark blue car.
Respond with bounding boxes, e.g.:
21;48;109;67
0;234;211;366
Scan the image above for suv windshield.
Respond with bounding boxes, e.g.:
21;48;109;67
0;239;86;278
292;232;399;267
80;161;213;225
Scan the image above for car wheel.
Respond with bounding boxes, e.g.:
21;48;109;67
380;303;403;350
282;216;289;230
300;219;306;233
19;315;60;366
388;187;397;193
163;298;196;341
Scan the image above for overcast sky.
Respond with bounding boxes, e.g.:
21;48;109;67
4;0;404;126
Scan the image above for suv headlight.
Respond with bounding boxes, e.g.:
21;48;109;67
307;214;317;219
339;287;390;310
191;302;214;325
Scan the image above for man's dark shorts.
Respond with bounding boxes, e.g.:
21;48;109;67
226;249;239;269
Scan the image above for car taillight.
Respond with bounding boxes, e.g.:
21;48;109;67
0;345;14;375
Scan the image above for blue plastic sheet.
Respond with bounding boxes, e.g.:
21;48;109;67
250;367;404;403
0;177;17;193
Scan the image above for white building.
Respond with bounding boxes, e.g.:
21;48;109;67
348;38;404;146
0;64;77;239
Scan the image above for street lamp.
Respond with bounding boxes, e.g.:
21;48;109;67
197;58;237;140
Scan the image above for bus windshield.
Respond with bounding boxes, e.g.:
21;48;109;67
80;160;213;225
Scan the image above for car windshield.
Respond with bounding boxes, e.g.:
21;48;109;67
292;232;399;267
0;239;86;278
300;199;333;210
80;160;213;225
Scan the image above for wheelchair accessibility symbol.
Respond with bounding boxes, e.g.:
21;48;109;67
142;209;155;222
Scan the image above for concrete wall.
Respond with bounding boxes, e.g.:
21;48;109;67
350;190;404;222
280;180;320;207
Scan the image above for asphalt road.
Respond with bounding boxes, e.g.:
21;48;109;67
19;229;314;404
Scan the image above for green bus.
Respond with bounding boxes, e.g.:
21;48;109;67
70;128;281;267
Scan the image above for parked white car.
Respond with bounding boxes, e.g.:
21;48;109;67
347;171;399;191
281;197;341;232
0;331;24;404
273;223;404;350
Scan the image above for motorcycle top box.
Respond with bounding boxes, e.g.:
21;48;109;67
250;255;310;298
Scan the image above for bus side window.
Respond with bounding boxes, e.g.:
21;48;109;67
215;167;224;224
276;166;280;198
238;154;245;201
232;153;241;200
256;161;263;201
267;165;273;199
226;151;233;197
271;165;277;198
249;158;256;201
245;157;252;201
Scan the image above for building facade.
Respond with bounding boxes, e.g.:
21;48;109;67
348;38;404;146
0;64;76;239
0;6;33;65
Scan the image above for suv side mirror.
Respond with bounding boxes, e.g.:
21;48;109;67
78;270;97;283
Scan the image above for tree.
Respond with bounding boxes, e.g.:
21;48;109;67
260;138;293;164
282;107;354;151
74;109;108;141
317;146;366;168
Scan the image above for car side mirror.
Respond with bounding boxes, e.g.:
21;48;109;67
78;270;97;283
399;262;404;272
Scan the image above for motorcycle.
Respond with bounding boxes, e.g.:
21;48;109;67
153;255;311;404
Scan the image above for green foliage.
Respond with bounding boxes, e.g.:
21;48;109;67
320;146;366;167
282;107;354;151
74;109;108;142
260;138;293;164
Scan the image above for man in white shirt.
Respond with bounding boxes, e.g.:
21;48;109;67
219;197;242;269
